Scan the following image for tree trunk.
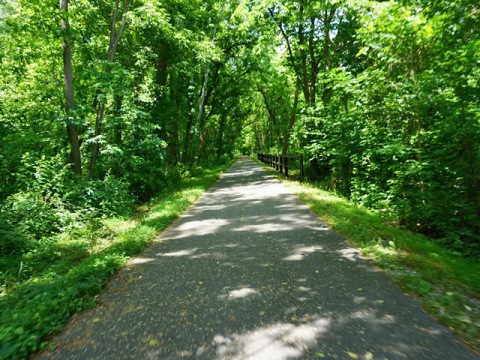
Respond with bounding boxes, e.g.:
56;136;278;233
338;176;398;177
113;96;123;176
298;3;310;104
258;88;283;150
182;112;194;164
217;116;226;159
196;0;226;164
199;129;207;163
282;85;300;156
60;0;81;175
90;0;128;172
256;123;265;152
321;8;334;106
309;17;317;106
167;72;180;167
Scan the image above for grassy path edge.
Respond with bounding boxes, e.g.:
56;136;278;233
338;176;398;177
0;161;234;360
253;157;480;355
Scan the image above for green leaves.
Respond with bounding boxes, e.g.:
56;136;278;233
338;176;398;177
275;0;480;255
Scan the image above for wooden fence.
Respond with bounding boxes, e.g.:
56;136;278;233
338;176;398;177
257;153;304;180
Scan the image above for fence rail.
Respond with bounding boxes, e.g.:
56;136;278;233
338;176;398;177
257;153;304;180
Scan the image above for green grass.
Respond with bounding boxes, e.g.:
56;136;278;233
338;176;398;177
0;162;232;360
255;158;480;355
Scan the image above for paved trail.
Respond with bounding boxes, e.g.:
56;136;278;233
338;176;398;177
38;159;477;359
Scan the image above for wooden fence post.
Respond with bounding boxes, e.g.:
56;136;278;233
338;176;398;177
258;153;305;181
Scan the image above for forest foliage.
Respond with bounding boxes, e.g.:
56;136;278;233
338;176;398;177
0;0;479;357
251;0;480;256
0;0;478;270
0;0;249;253
1;0;478;257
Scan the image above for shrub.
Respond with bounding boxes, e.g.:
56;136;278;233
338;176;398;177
0;155;136;242
1;192;64;240
67;174;135;218
0;221;30;257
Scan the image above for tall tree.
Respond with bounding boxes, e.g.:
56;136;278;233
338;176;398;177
90;0;129;172
60;0;81;175
196;0;227;162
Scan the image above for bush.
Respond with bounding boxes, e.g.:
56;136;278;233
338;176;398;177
67;174;135;218
0;221;30;257
125;168;167;202
0;155;136;241
1;192;62;239
164;163;191;189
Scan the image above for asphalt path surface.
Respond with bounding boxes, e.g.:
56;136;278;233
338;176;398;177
37;158;478;359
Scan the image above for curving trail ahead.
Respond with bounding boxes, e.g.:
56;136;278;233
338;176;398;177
37;158;478;360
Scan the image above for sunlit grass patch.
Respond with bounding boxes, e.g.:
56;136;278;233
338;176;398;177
103;218;137;234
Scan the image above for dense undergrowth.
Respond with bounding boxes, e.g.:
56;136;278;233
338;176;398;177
0;159;233;360
256;159;480;356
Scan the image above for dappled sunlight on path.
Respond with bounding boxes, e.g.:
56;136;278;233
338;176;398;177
213;316;331;360
36;159;478;360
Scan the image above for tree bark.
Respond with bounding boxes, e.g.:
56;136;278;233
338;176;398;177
282;85;300;156
309;17;317;105
90;0;128;172
167;71;180;167
298;3;310;104
258;87;283;150
182;111;194;164
60;0;82;175
196;0;227;163
321;7;334;106
270;8;303;89
271;5;317;107
113;96;123;176
216;116;226;159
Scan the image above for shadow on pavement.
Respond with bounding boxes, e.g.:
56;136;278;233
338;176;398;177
36;159;478;360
